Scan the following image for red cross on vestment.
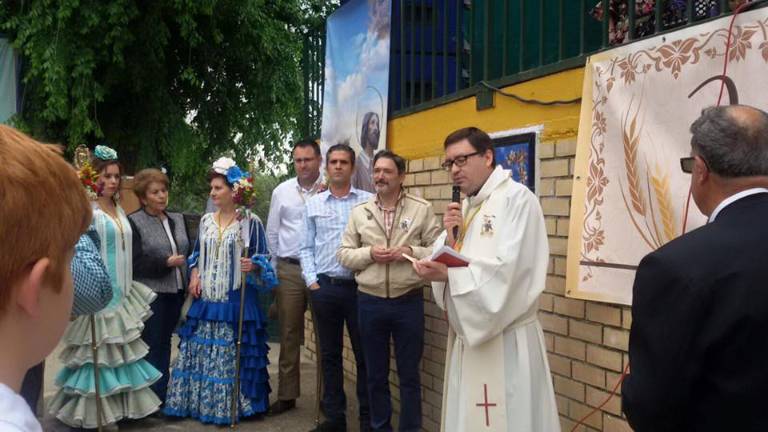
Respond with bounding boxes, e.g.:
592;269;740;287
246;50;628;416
475;383;498;427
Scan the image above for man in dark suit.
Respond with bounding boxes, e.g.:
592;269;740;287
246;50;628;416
622;104;768;431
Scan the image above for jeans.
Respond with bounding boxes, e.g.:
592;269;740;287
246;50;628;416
142;291;185;403
310;274;370;425
358;291;424;432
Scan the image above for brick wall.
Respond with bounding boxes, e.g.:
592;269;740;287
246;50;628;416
304;143;634;432
536;138;633;432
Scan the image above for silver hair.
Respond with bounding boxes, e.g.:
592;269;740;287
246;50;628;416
689;105;768;177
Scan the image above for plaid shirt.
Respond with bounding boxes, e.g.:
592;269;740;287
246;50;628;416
375;192;403;237
299;187;372;286
70;226;113;315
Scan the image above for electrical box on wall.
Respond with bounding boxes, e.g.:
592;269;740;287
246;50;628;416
476;85;494;110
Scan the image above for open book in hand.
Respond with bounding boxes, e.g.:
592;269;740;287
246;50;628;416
430;245;470;267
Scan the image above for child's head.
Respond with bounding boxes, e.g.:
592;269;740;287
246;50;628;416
0;125;91;368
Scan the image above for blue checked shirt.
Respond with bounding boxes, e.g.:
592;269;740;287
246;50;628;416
299;187;372;287
70;226;113;316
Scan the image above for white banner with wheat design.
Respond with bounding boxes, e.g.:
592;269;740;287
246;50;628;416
567;7;768;305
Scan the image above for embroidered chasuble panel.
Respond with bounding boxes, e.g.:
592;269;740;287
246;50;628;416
567;8;768;305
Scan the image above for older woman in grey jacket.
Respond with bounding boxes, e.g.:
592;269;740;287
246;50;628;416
128;168;190;406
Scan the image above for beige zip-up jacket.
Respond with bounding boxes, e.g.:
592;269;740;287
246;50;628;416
337;192;441;298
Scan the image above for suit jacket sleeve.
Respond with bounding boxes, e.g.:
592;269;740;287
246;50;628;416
622;252;706;431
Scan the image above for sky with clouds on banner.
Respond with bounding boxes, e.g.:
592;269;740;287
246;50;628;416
321;0;390;153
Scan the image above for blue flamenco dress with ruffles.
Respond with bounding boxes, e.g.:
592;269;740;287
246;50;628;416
164;211;277;424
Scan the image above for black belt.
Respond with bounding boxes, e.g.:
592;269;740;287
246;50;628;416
279;257;301;265
318;273;356;286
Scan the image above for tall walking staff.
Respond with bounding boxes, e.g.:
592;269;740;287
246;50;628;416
90;316;104;432
230;208;252;428
310;302;323;426
75;145;104;431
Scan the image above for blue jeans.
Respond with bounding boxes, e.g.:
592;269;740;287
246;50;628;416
142;291;185;404
311;274;370;425
358;291;424;432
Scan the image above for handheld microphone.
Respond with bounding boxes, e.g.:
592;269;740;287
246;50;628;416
452;185;461;239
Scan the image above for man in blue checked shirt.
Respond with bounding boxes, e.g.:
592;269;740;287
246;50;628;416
20;225;112;414
300;143;372;432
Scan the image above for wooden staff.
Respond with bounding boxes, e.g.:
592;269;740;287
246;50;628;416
90;315;103;432
74;148;104;430
230;244;248;428
309;302;323;426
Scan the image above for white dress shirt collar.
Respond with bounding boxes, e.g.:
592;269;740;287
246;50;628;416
296;175;323;196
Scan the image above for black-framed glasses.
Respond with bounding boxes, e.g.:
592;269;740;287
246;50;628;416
441;151;482;171
680;157;695;173
681;156;709;174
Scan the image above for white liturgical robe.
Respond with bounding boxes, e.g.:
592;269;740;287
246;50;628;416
432;166;560;432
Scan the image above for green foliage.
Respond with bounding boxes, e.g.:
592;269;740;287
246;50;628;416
250;174;283;223
1;0;336;212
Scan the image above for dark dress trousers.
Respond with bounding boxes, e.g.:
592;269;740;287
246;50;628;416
622;192;768;432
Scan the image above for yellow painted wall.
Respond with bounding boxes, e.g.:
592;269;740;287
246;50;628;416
387;68;585;159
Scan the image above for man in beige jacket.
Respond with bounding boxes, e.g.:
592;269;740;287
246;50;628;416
338;150;441;432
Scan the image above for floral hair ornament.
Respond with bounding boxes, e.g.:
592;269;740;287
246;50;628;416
212;156;236;175
230;163;255;209
93;145;118;161
73;145;101;201
212;156;257;250
210;156;256;210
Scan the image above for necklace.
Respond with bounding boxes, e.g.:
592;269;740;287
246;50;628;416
215;211;237;256
101;205;126;251
297;176;321;203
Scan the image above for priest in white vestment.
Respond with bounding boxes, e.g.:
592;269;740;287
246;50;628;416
414;127;560;432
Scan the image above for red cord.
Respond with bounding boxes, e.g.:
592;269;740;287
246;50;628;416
570;4;753;431
681;0;753;233
570;362;631;431
718;1;754;106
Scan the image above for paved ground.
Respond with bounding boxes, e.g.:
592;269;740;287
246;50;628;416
39;341;363;432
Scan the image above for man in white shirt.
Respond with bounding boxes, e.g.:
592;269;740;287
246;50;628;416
265;138;324;415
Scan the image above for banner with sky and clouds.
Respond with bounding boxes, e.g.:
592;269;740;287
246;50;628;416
320;0;391;192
